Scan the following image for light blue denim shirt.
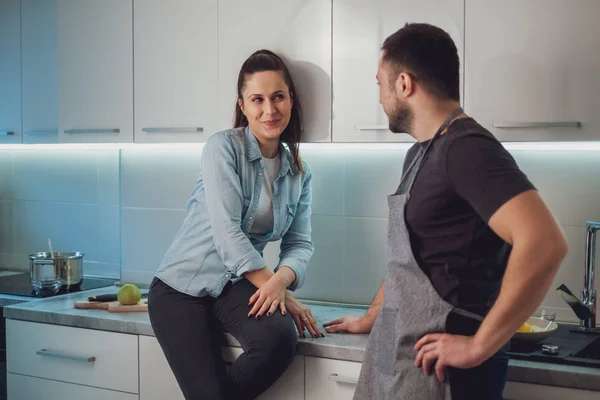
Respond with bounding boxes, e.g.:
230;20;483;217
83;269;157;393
155;127;314;298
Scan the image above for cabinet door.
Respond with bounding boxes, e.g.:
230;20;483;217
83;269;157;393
333;0;464;142
465;0;600;141
0;0;22;144
133;0;217;143
139;335;184;400
8;373;139;400
503;381;600;400
57;0;133;143
21;0;59;144
305;356;362;400
218;0;331;142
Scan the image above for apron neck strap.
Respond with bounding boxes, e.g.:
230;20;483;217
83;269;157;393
396;107;464;195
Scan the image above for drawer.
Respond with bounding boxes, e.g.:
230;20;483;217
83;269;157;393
8;373;138;400
7;319;139;394
305;356;362;400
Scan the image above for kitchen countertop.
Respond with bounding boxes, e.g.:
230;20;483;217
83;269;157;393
4;287;600;392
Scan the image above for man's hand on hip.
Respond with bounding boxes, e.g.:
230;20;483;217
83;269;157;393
414;333;487;382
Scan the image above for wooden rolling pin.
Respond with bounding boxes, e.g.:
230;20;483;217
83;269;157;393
74;300;148;313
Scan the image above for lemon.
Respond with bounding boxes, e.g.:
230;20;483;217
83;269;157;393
517;322;532;333
118;284;141;305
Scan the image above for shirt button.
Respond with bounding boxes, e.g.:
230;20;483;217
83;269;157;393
225;273;231;279
249;216;253;220
259;173;263;176
256;194;259;198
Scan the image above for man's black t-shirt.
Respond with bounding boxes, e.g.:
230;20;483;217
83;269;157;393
402;117;535;317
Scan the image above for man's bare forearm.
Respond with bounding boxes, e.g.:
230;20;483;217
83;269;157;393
365;281;385;323
472;239;567;361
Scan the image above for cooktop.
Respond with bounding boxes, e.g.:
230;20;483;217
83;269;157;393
0;272;116;298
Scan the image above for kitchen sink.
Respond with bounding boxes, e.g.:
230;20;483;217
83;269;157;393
508;324;600;368
573;335;600;361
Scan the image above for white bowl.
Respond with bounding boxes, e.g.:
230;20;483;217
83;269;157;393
512;317;558;342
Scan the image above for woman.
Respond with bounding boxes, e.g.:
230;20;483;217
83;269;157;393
148;49;323;400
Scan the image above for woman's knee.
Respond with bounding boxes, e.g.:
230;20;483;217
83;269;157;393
254;315;298;361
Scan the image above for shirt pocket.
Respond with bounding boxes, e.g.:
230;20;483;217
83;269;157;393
281;204;297;234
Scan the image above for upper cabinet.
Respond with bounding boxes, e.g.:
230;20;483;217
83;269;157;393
465;0;600;141
218;0;332;142
57;0;133;143
332;0;464;142
133;0;217;143
21;0;59;144
0;0;22;144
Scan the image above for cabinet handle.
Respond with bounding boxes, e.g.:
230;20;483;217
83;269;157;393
141;127;204;133
0;131;15;136
36;349;96;363
64;128;120;134
24;130;59;136
354;125;389;131
492;121;582;129
328;373;359;385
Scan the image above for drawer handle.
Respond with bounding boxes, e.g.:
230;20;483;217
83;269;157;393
141;127;204;133
64;128;120;134
492;121;582;129
328;373;358;385
354;125;389;131
36;349;96;363
0;131;15;136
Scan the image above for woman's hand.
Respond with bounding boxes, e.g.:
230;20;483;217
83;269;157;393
285;292;324;338
248;273;287;318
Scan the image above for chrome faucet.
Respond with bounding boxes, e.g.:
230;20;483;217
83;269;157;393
556;221;600;332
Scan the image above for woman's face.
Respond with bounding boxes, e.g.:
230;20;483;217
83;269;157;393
238;70;293;146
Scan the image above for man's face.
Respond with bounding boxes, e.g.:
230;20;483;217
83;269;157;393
376;58;413;134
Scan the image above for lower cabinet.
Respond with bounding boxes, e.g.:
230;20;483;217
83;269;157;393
7;373;138;400
503;381;600;400
305;356;362;400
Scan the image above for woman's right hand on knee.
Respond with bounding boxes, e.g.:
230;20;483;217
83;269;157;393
248;274;287;319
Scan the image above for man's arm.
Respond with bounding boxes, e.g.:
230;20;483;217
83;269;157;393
323;281;385;334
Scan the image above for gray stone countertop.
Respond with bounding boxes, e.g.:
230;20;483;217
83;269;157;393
4;287;600;392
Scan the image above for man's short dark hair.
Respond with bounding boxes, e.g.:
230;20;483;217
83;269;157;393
382;23;460;101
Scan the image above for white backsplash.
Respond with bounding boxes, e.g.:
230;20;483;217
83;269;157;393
0;146;599;323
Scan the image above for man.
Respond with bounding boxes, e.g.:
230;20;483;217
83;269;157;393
324;23;568;400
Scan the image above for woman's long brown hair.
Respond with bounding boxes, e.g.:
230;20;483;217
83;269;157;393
233;49;304;174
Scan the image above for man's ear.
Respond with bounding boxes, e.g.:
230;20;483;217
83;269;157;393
396;72;415;98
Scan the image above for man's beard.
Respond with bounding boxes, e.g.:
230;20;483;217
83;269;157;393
388;102;413;134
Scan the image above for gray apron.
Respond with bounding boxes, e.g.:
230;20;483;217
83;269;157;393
354;108;484;400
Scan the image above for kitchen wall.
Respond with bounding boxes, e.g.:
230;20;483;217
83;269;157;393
0;150;121;277
0;145;599;323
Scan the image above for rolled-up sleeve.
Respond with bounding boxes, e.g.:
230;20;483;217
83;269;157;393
200;133;265;276
276;165;314;291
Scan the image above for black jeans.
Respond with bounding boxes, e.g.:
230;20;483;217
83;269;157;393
148;278;298;400
447;312;509;400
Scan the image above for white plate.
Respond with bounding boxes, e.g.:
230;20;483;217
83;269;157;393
512;317;558;342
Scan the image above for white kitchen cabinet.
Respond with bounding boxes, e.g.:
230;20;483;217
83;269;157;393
332;0;464;142
0;0;22;144
8;373;139;400
139;335;184;400
305;356;362;400
7;319;139;394
21;0;59;144
133;0;217;143
218;0;331;142
464;0;600;142
503;381;600;400
57;0;133;143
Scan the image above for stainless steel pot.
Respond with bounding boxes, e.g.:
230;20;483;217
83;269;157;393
29;252;85;289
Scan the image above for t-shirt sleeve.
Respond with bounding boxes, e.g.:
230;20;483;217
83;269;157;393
446;134;536;222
